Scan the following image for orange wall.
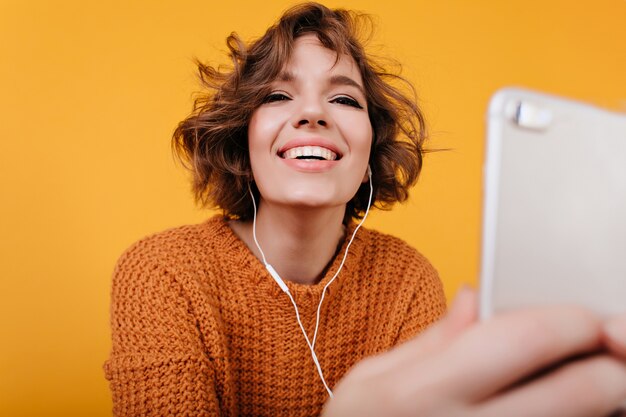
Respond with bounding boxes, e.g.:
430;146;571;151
1;1;624;415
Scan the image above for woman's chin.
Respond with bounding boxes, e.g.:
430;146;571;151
266;195;348;213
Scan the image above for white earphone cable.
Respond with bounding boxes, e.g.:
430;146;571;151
250;186;334;397
312;168;373;349
247;166;373;399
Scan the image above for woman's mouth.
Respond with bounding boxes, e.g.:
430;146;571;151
280;145;339;161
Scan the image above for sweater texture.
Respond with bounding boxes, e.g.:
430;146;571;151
104;215;446;416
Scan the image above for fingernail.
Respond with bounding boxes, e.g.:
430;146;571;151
449;284;477;324
451;285;471;308
456;283;474;297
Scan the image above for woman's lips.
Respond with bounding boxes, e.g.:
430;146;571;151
280;157;338;173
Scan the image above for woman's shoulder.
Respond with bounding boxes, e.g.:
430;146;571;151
360;226;435;268
356;226;441;290
113;215;228;274
355;226;447;330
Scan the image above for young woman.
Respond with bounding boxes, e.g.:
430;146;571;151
104;3;626;416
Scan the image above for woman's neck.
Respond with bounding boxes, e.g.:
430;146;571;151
229;202;347;285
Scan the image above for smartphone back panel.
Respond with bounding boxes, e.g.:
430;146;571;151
480;88;626;319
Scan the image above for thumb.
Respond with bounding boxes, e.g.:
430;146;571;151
440;285;479;334
604;313;626;359
384;286;478;365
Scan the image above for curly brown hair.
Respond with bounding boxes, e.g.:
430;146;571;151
172;2;427;223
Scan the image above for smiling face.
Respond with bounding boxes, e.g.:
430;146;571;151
247;35;373;214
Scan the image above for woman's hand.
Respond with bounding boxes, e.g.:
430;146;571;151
322;288;626;417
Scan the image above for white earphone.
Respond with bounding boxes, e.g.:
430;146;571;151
248;164;374;398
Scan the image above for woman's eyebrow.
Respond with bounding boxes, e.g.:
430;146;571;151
275;71;365;96
329;75;365;96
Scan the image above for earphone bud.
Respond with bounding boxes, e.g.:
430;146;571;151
247;168;374;398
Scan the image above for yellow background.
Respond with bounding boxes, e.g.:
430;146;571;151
1;0;624;415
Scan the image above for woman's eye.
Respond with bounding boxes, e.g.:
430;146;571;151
331;96;363;109
263;93;291;103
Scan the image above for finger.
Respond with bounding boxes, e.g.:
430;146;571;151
475;354;626;417
604;313;626;359
443;286;478;334
382;286;477;368
437;306;604;401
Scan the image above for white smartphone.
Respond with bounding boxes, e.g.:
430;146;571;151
479;87;626;319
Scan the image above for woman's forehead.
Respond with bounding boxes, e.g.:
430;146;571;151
274;35;364;88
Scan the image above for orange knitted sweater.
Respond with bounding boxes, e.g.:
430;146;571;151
104;215;446;416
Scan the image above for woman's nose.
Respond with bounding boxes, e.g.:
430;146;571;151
292;98;329;128
297;118;327;127
298;118;326;127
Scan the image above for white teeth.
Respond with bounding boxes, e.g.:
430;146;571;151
282;146;337;161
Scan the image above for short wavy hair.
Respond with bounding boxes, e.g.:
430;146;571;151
172;2;427;223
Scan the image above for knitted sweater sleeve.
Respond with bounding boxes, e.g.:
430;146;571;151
103;241;220;417
395;254;447;345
